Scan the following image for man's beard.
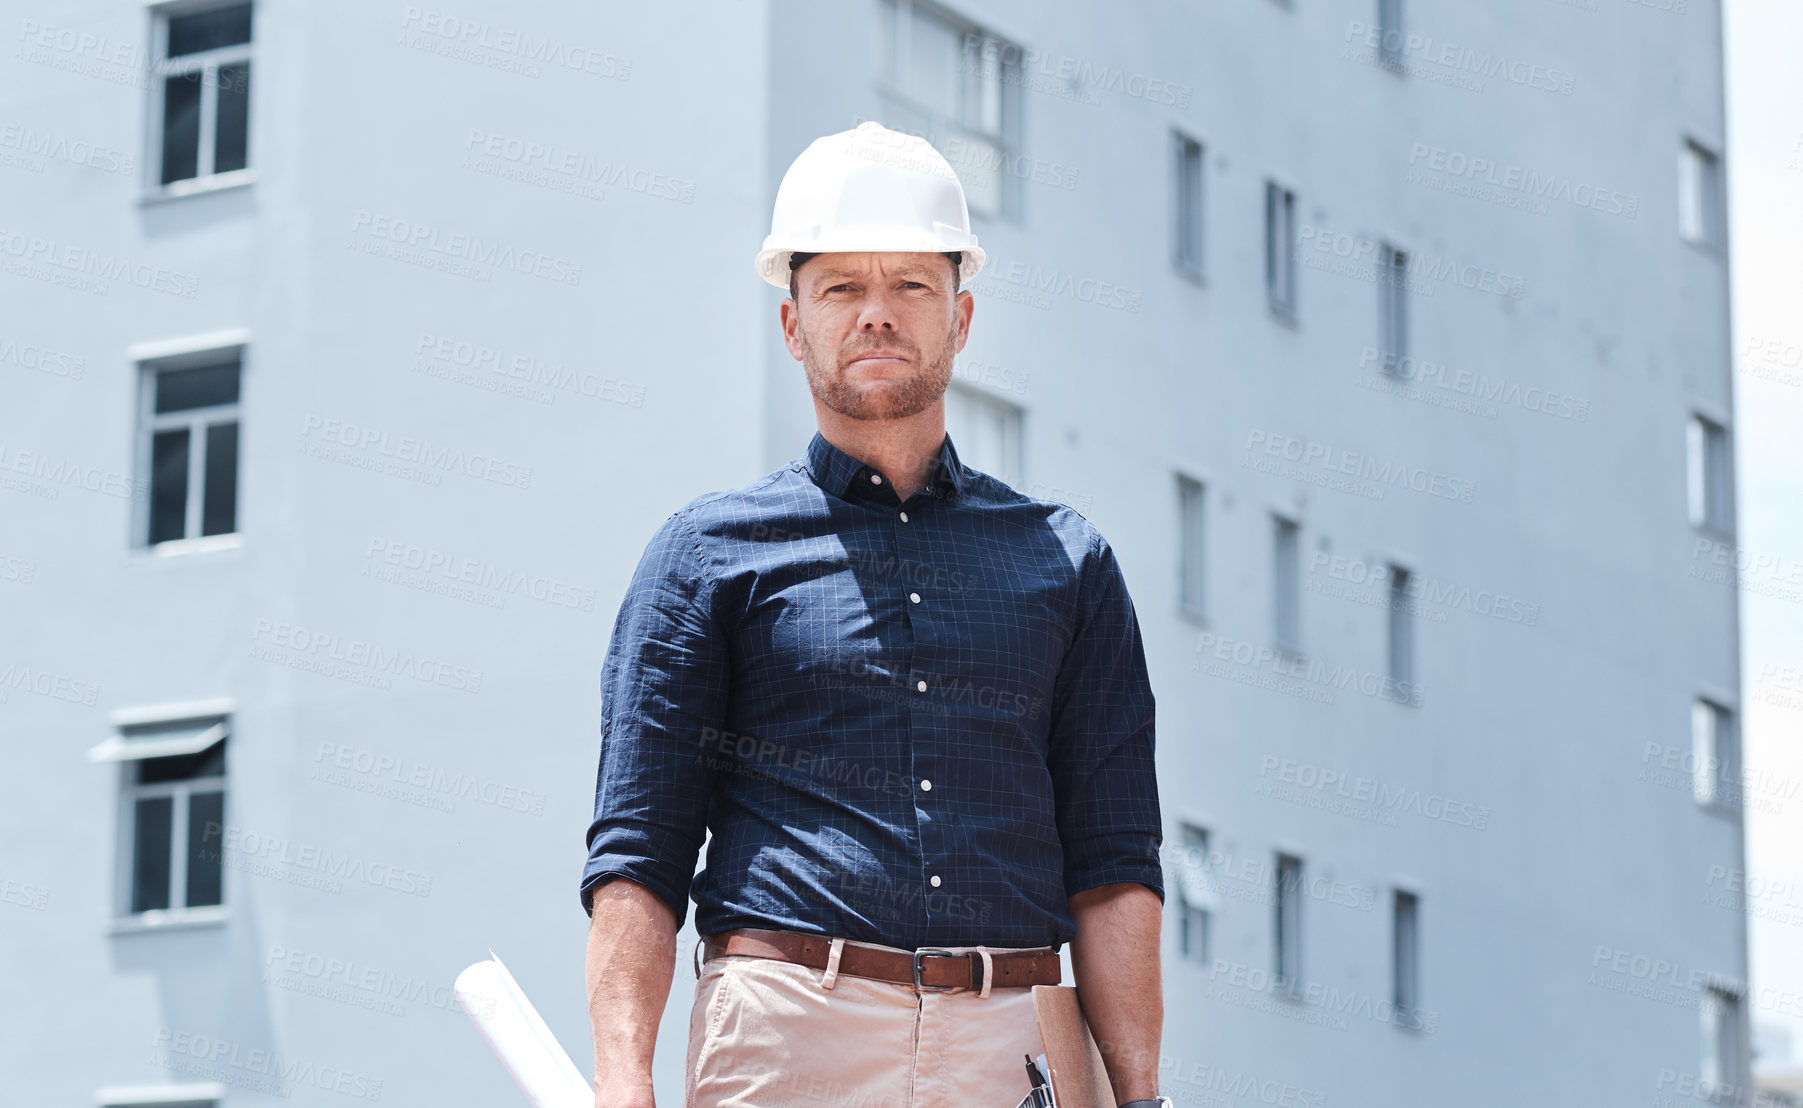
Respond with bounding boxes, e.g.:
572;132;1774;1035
799;321;957;422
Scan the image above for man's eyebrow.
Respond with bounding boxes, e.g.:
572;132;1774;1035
809;267;941;289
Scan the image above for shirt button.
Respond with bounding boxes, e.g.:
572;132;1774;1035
916;680;927;692
920;779;932;791
870;473;883;485
909;592;921;604
899;511;909;523
930;875;942;888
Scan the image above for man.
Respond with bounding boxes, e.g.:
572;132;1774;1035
580;122;1167;1108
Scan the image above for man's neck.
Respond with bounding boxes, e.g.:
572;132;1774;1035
814;402;946;502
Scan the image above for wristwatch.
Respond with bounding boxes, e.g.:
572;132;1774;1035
1118;1098;1174;1108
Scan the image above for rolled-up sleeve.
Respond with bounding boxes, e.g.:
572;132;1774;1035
1046;529;1165;902
579;506;726;924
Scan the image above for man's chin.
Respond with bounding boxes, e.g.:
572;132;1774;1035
824;384;935;422
833;399;925;422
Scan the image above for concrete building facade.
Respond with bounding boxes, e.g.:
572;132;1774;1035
0;0;1748;1104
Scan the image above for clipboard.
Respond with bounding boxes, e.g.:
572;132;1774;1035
1031;985;1117;1108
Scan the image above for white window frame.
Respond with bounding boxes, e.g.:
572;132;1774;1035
134;344;245;550
1177;475;1206;619
1379;241;1409;374
1687;412;1733;536
1692;698;1739;813
1171;823;1216;964
1387;562;1414;697
1273;515;1301;656
93;703;232;930
146;0;255;200
1173;132;1205;280
945;381;1023;488
1265;181;1298;320
1392;888;1422;1029
1274;853;1303;995
876;0;1021;222
1678;138;1724;251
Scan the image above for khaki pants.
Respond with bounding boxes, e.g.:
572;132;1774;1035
686;934;1052;1108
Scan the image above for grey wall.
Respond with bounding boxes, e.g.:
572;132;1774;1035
0;0;1745;1105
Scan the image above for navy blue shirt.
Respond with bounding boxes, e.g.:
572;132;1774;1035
579;431;1163;949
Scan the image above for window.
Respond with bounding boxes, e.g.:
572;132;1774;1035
1679;139;1724;250
138;353;242;546
945;382;1022;487
153;2;253;189
878;0;1019;220
1392;890;1422;1029
1699;986;1743;1100
1170;824;1216;964
1377;0;1405;68
1173;133;1205;278
1378;242;1409;373
1265;181;1297;318
1274;853;1303;993
89;715;229;920
1273;516;1301;655
1177;476;1206;618
1687;413;1732;535
1388;563;1414;699
1692;699;1739;811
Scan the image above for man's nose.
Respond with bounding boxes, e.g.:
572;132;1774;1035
855;292;900;331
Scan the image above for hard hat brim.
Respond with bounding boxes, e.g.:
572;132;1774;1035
755;242;986;290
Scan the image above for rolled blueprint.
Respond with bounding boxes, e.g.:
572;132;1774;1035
456;953;594;1108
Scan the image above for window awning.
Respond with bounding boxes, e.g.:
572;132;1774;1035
87;720;227;764
95;1081;226;1106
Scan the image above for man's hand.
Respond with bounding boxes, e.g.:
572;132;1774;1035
585;877;679;1107
1068;882;1164;1105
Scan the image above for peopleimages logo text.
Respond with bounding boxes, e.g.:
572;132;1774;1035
0;226;199;296
349;210;582;286
251;619;483;693
1406;144;1638;217
299;415;532;489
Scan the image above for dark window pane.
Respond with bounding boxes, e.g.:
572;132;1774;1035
136;741;227;785
168;3;252;56
160;72;202;184
202;422;238;536
186;792;226;907
131;797;174;913
214;63;250;173
155;362;240;413
149;429;191;544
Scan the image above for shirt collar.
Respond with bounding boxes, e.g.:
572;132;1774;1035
805;430;966;501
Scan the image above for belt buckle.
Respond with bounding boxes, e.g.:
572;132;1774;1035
912;947;963;992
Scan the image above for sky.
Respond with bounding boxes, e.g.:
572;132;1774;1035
1723;0;1803;1069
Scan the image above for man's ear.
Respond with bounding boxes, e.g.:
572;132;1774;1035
780;297;806;362
952;289;975;355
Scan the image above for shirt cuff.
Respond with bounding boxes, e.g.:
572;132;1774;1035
579;826;698;925
1062;830;1166;902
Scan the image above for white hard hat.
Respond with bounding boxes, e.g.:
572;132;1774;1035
754;120;987;289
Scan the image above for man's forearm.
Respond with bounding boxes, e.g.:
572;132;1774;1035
585;877;678;1106
1068;882;1164;1104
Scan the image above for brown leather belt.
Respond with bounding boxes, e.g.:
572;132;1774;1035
701;927;1061;992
